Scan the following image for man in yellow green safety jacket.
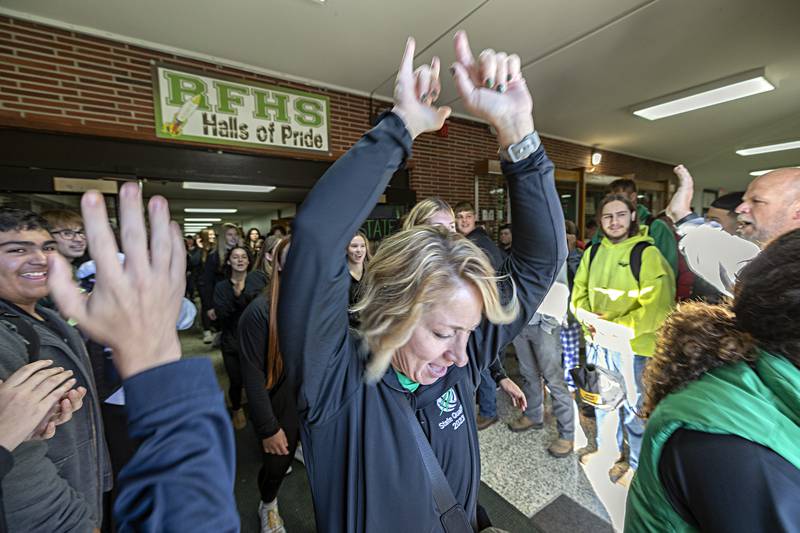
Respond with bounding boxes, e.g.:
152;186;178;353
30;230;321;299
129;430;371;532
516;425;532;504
571;193;675;486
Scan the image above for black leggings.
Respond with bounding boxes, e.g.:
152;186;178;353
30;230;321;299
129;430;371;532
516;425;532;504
221;349;244;410
258;426;300;503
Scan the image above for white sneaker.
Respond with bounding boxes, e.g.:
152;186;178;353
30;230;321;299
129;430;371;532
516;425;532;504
294;443;305;465
258;500;286;533
202;330;213;344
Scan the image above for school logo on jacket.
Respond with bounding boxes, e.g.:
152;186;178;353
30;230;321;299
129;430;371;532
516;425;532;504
437;388;458;414
437;388;466;431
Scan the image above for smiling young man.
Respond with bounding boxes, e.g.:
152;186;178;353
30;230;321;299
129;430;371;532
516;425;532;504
40;210;87;266
0;208;110;532
571;194;675;486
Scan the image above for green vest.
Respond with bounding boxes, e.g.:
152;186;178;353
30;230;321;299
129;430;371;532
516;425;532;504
625;352;800;532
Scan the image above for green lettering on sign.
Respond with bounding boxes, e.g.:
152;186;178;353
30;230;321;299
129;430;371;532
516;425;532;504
294;98;324;127
214;82;250;115
164;72;211;111
252;89;290;123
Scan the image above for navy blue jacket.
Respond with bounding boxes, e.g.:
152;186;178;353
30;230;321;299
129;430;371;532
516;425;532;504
279;113;566;532
113;358;238;532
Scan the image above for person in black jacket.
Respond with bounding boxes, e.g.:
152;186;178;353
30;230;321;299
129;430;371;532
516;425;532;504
238;237;297;533
454;201;507;430
200;223;243;344
278;32;565;532
213;245;251;430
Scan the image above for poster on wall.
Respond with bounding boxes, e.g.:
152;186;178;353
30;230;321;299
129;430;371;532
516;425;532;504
152;64;331;155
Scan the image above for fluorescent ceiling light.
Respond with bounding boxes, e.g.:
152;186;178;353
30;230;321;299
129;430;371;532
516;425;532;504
632;68;774;121
737;140;800;157
184;208;238;213
749;166;800;177
184;218;222;222
182;182;276;193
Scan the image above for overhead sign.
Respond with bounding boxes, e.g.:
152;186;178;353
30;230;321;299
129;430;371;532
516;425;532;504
153;64;331;154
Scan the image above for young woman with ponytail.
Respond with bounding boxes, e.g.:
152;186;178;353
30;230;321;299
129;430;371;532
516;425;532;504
237;237;296;533
625;228;800;532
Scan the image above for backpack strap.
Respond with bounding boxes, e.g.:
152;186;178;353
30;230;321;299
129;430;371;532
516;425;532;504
0;312;41;360
588;242;601;270
629;241;652;283
588;240;652;284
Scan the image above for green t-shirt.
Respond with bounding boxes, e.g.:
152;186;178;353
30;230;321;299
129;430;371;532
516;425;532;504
395;370;419;392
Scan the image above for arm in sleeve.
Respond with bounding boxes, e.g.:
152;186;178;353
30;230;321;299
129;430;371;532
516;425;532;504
488;357;508;384
238;298;280;439
676;220;760;297
115;358;238;533
2;442;95;532
0;446;9;533
199;253;219;310
278;113;412;423
213;281;246;325
569;248;592;320
468;147;567;371
614;247;676;337
649;219;679;277
659;429;800;532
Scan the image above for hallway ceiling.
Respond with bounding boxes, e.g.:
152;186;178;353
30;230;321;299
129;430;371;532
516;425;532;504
2;0;799;190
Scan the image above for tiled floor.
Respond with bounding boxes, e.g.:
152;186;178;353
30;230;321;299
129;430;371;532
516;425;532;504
477;362;630;531
180;330;631;532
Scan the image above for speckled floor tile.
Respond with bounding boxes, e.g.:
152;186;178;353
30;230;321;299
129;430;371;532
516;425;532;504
478;356;631;532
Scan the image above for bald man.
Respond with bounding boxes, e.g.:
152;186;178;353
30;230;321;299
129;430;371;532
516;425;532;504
667;166;800;295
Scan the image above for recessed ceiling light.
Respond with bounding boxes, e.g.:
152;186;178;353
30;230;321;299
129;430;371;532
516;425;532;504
632;68;774;121
182;182;276;193
184;218;222;222
184;208;238;213
736;140;800;157
749;166;800;176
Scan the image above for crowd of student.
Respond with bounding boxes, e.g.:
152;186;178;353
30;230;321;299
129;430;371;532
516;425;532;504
1;30;799;533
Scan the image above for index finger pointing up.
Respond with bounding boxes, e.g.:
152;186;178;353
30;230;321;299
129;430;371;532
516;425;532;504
398;37;416;84
454;31;479;80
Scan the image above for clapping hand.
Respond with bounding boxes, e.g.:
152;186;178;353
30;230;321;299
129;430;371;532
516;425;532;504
0;360;79;451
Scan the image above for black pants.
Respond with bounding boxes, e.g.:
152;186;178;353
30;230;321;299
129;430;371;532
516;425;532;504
255;377;301;504
222;349;244;410
100;403;141;533
257;426;300;503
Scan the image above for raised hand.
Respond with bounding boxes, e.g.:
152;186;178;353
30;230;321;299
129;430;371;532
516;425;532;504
450;31;534;148
48;183;185;380
0;360;78;451
667;164;695;222
391;37;452;139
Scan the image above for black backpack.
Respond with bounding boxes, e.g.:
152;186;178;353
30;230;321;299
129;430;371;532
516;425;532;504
588;241;652;283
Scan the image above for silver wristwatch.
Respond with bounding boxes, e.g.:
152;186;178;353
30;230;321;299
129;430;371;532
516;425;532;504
499;131;541;163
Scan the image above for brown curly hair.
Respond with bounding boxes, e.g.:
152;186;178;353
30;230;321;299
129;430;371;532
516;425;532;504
642;228;800;417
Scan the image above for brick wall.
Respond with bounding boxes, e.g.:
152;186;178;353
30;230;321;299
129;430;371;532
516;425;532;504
0;15;675;212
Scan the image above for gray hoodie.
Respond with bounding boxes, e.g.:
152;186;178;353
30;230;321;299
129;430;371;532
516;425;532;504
0;300;111;532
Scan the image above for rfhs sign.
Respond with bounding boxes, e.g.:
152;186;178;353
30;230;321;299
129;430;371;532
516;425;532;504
153;64;331;154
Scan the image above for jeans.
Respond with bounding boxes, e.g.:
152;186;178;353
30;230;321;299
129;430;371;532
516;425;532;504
477;368;497;418
586;342;648;469
512;324;574;440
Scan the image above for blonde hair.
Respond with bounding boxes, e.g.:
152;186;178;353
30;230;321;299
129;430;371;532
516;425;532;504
403;198;455;230
216;223;243;271
352;225;518;382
